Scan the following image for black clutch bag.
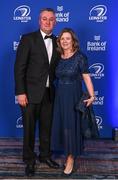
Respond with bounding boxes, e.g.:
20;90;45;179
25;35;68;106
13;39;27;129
75;92;99;139
75;92;90;112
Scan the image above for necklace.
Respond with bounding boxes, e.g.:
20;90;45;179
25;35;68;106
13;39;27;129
62;52;74;59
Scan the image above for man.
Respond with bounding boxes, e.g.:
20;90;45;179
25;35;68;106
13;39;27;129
14;8;59;176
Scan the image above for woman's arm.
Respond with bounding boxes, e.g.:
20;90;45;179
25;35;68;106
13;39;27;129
82;73;95;106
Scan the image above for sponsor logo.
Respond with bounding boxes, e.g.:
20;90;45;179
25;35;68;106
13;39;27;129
15;96;18;104
89;5;107;22
13;5;31;22
13;36;21;51
56;6;70;22
16;116;23;128
89;63;104;79
87;35;107;51
13;41;19;51
96;116;103;129
93;91;104;106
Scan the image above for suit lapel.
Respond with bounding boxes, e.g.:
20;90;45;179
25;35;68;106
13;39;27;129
36;30;57;66
36;30;49;62
50;37;57;66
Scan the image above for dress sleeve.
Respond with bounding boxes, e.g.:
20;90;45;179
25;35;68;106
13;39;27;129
79;53;90;74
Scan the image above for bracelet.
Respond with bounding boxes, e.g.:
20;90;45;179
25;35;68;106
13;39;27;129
90;96;95;100
90;95;95;98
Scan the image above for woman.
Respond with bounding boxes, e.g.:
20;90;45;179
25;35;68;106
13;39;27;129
51;28;95;175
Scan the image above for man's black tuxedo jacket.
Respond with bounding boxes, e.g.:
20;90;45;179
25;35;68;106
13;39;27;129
14;30;59;103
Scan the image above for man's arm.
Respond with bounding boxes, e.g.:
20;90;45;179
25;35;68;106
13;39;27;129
14;35;30;94
14;35;30;106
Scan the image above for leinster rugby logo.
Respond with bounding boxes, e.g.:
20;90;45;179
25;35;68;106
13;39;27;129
89;63;104;79
16;116;23;128
96;116;103;129
89;5;107;22
13;5;31;22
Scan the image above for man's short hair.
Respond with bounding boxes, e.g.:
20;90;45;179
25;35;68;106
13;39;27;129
40;8;55;14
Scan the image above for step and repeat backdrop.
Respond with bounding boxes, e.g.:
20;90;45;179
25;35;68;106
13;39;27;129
0;0;117;138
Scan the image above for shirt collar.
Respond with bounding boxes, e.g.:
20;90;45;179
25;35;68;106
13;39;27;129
40;30;52;39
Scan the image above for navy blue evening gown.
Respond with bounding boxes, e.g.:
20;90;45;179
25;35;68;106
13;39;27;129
51;50;89;157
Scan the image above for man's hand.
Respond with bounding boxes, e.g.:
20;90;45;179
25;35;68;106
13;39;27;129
17;94;28;107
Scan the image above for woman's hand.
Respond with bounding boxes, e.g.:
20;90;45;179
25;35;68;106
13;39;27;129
83;96;95;107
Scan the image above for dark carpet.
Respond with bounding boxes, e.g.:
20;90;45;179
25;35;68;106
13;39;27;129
0;138;118;179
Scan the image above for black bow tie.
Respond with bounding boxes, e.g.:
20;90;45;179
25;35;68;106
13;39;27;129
44;34;53;39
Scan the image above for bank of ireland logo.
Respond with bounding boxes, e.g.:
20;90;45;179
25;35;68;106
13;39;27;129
13;35;21;51
56;6;70;22
57;6;63;11
13;5;31;22
96;116;103;129
89;5;107;22
16;116;23;128
87;35;107;51
13;41;19;51
93;91;104;106
89;63;104;79
15;96;18;104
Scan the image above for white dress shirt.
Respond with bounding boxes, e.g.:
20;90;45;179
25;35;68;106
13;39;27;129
40;30;53;87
